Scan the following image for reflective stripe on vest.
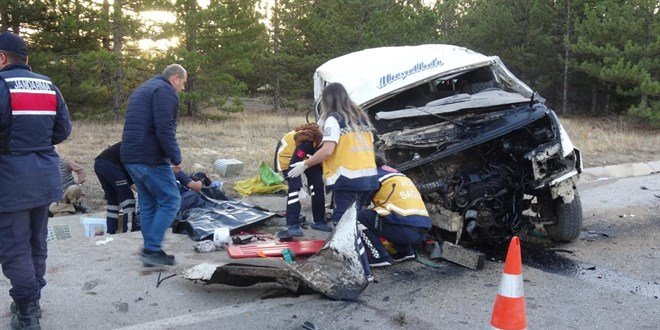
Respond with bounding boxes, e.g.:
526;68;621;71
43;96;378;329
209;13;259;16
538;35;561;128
275;131;296;172
5;77;57;116
373;174;429;217
322;125;377;187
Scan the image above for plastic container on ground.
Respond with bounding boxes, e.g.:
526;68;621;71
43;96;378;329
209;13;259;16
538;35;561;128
80;217;107;237
213;158;244;177
213;227;230;245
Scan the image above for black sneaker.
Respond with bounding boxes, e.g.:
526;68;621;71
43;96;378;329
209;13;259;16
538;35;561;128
392;251;416;262
276;229;293;241
141;249;175;267
368;256;392;268
310;222;332;232
277;227;304;241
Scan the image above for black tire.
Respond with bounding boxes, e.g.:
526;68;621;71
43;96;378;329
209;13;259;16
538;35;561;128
544;190;583;242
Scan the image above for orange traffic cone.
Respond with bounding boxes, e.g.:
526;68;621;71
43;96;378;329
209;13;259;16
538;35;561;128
490;236;526;330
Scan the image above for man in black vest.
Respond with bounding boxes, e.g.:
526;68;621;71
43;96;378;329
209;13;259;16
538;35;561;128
0;31;72;330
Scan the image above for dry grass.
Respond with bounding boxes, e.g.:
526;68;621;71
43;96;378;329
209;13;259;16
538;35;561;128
57;112;308;210
561;116;660;167
57;110;658;211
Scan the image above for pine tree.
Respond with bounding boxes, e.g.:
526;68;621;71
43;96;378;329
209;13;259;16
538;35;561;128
163;0;268;115
274;0;441;99
571;0;659;124
453;0;566;107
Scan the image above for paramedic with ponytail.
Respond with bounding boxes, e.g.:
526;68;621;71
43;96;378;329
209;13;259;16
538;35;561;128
287;82;379;227
287;83;379;281
274;123;327;239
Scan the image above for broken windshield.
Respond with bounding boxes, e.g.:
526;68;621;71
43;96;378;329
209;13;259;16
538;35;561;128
375;89;531;120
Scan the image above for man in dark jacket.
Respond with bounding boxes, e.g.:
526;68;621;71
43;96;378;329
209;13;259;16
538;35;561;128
0;32;72;329
121;64;186;267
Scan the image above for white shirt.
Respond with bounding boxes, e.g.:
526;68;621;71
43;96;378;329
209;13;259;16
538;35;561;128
318;116;341;143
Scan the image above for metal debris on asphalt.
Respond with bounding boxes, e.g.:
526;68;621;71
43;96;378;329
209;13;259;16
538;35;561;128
95;236;114;245
550;249;575;254
193;240;227;253
301;321;317;330
183;203;370;300
156;272;177;288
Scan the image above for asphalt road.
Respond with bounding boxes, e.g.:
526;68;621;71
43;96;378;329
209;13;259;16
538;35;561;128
1;173;658;329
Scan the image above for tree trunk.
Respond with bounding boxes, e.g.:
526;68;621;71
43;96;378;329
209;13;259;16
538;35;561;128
604;90;610;115
186;75;196;116
561;0;571;114
102;0;110;50
590;85;597;115
0;3;9;32
0;2;20;34
112;0;123;118
184;0;198;117
99;0;112;93
272;0;282;113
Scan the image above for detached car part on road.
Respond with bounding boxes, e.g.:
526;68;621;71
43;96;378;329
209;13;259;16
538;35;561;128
314;45;583;245
184;204;369;300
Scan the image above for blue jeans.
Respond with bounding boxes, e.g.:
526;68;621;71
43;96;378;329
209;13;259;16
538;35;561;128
125;164;181;252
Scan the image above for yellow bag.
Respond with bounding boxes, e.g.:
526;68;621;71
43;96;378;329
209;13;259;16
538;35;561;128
233;162;288;196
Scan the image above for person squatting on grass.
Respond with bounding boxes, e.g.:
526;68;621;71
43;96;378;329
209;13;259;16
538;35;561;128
94;142;140;234
0;31;72;330
48;156;90;215
274;123;326;240
121;64;187;267
287;82;379;280
358;157;432;268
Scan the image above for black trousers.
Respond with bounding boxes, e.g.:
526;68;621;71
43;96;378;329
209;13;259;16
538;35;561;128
95;158;136;234
358;209;427;257
0;205;49;304
283;164;325;228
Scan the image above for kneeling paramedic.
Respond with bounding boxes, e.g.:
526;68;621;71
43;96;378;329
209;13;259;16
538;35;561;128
359;158;431;267
274;123;326;239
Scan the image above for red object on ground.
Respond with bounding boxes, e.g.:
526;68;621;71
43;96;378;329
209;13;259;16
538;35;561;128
227;240;326;259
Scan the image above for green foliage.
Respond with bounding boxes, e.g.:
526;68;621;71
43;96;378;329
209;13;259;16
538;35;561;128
571;0;659;122
270;0;440;99
2;0;656;126
452;0;565;104
1;0;55;34
160;0;268;115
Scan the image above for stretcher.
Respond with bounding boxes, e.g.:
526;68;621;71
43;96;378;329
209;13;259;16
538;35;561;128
227;240;326;258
